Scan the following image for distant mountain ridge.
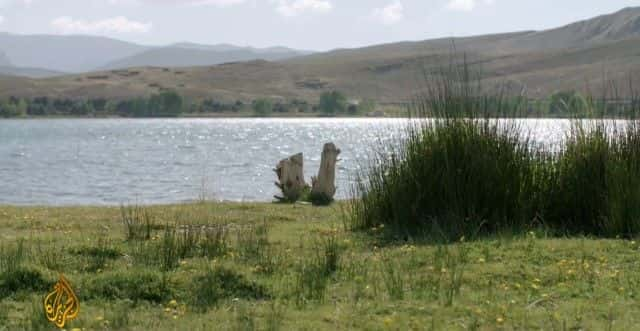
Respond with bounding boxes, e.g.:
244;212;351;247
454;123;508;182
0;33;146;73
101;44;311;70
495;6;640;53
0;50;11;66
0;33;312;76
1;7;640;100
171;42;313;55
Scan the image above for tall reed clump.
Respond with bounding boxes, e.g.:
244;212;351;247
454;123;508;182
121;205;155;241
347;61;542;241
349;58;640;240
546;117;640;237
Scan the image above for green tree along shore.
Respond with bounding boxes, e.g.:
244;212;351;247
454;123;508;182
0;89;636;118
0;90;366;118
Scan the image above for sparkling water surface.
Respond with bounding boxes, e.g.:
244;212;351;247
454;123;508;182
0;118;577;205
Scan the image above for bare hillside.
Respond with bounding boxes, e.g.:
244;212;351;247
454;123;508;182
1;7;639;102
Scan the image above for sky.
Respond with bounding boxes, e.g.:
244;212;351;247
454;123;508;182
0;0;638;50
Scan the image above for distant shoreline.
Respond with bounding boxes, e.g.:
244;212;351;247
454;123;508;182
0;114;402;120
0;114;635;120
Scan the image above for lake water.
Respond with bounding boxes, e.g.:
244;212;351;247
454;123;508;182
0;118;573;205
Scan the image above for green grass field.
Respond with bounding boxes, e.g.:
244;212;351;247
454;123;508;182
1;202;639;330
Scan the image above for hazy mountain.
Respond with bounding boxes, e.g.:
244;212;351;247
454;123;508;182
0;33;311;73
0;33;148;73
2;7;640;102
0;66;64;78
171;42;313;55
0;51;11;66
101;45;310;70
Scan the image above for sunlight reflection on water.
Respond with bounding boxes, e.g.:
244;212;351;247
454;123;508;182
0;118;590;205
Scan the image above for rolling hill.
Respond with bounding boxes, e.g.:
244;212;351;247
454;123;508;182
0;51;11;66
0;33;146;73
1;7;639;102
0;33;310;75
0;66;64;79
101;45;310;70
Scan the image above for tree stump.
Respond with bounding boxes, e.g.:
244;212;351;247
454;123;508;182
311;143;341;204
274;153;306;202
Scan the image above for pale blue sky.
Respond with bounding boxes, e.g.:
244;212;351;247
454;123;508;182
0;0;638;50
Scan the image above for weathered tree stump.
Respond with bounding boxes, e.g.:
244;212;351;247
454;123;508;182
274;153;306;202
311;143;341;204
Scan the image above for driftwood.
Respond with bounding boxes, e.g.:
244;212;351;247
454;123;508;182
274;153;307;202
311;143;341;203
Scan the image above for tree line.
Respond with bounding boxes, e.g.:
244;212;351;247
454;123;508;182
251;91;377;116
0;91;185;118
2;89;626;118
0;89;376;118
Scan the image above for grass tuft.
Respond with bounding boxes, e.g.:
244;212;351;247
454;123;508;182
0;269;49;297
191;267;269;310
121;205;156;241
83;269;172;303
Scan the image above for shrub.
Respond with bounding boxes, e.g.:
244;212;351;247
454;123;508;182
83;270;171;303
252;99;273;116
308;191;334;206
319;91;347;115
148;90;184;117
0;269;49;297
191;267;268;310
72;239;121;272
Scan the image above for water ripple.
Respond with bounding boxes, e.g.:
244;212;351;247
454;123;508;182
0;118;573;205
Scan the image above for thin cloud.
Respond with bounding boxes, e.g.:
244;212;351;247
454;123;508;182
51;16;152;34
446;0;494;12
272;0;333;17
0;0;33;7
108;0;245;6
371;1;404;25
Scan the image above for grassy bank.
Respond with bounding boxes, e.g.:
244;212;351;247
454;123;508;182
1;203;640;330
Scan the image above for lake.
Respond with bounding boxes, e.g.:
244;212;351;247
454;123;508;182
0;118;573;205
